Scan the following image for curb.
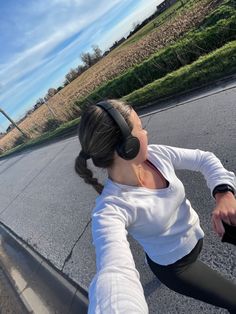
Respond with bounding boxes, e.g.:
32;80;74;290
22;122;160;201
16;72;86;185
0;223;88;313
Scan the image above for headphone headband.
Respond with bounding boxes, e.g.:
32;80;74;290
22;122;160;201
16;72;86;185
96;101;140;160
96;101;130;138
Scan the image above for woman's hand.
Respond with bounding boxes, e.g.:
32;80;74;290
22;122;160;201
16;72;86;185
212;192;236;237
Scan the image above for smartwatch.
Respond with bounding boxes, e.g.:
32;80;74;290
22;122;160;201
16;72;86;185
212;184;235;199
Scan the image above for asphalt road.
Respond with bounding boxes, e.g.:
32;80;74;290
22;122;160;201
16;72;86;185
0;81;235;313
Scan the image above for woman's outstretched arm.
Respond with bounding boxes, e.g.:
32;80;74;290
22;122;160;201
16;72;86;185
88;203;148;314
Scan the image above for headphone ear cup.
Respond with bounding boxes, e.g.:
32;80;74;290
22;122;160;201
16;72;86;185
116;136;140;160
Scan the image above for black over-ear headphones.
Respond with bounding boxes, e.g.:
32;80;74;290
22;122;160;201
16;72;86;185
96;101;140;160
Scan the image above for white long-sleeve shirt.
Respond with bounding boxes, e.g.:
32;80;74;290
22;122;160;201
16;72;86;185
88;145;236;313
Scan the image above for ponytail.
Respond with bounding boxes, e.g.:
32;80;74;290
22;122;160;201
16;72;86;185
75;153;103;194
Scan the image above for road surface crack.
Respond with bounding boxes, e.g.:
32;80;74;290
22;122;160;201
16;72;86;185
62;218;92;271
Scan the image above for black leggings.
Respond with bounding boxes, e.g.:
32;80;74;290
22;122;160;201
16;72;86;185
145;239;236;313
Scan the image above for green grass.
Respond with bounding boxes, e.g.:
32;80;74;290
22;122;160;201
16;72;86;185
123;40;236;108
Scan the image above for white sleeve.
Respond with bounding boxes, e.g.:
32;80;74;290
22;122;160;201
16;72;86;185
160;145;236;195
88;204;149;314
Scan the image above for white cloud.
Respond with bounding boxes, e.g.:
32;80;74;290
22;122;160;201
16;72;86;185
0;0;162;129
0;0;127;85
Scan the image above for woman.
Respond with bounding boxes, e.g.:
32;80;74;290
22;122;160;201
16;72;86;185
75;99;236;313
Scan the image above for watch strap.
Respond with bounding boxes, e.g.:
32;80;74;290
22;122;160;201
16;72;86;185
212;184;235;199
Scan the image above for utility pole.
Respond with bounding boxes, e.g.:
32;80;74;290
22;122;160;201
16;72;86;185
0;108;29;138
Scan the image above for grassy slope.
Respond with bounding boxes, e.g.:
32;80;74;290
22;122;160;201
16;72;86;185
123;40;236;107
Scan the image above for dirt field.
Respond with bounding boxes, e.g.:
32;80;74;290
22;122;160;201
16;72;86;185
0;0;222;152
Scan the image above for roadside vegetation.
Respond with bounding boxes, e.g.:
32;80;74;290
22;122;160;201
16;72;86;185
124;40;236;108
0;0;235;157
1;118;80;158
75;7;236;107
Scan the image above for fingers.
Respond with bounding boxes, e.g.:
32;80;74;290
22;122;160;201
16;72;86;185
212;195;236;236
212;218;218;235
214;194;236;226
220;210;236;226
220;212;231;225
212;213;225;237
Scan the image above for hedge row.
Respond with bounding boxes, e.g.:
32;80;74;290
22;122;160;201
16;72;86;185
74;0;236;109
123;40;236;108
199;0;236;29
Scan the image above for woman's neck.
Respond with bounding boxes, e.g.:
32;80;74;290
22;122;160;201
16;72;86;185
108;159;147;187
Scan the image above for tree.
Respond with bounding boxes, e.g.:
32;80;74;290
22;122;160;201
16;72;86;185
80;45;103;68
77;64;86;75
57;86;63;92
80;52;94;68
65;68;78;83
63;79;69;87
34;98;45;110
92;45;103;61
47;88;57;98
36;98;44;105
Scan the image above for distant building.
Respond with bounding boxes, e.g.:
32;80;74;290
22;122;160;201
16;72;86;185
156;0;178;13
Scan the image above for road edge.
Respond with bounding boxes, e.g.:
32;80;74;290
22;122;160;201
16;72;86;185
0;222;88;313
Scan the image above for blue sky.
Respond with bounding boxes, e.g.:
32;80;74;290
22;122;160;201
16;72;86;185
0;0;162;131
